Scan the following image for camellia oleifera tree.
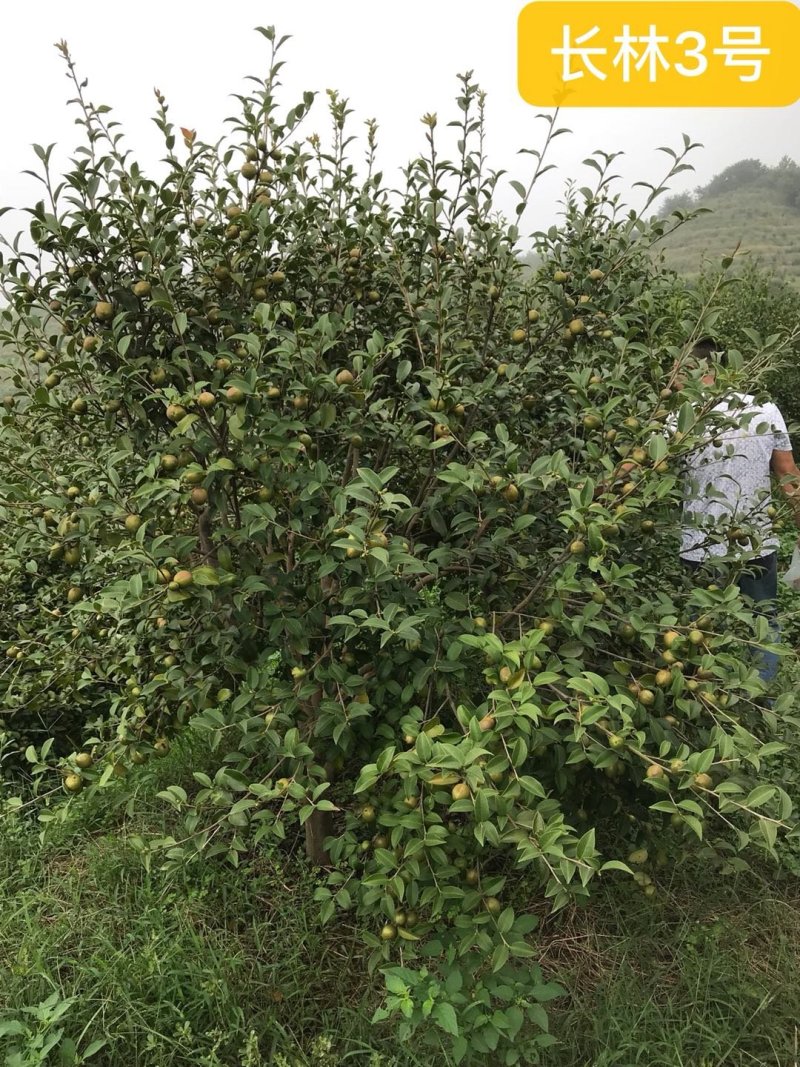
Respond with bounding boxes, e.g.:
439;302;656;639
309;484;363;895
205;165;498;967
690;260;800;447
1;31;797;1063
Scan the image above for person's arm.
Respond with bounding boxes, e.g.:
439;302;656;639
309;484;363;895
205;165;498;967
771;449;800;540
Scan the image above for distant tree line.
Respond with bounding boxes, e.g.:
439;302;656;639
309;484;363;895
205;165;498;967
662;156;800;214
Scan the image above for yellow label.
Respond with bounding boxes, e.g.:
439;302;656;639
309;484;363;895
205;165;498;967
518;1;800;106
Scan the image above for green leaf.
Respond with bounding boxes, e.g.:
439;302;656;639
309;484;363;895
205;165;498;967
743;785;775;809
492;941;510;972
647;434;668;462
599;860;633;875
82;1039;108;1059
354;765;379;794
677;401;694;434
432;1001;460;1036
191;566;220;586
0;1021;26;1037
384;972;408;996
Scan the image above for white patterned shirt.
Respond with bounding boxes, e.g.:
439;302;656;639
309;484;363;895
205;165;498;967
679;393;792;562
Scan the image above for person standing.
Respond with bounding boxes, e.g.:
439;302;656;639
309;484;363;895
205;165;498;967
676;337;800;681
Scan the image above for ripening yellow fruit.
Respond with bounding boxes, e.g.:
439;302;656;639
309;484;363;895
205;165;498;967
451;782;471;802
166;404;186;423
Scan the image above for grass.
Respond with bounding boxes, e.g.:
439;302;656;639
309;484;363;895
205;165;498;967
3;751;800;1067
546;873;800;1066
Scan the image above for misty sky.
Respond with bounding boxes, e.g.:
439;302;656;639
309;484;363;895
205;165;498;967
1;1;797;242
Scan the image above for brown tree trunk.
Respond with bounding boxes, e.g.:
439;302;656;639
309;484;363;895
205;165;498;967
298;683;331;866
304;809;333;866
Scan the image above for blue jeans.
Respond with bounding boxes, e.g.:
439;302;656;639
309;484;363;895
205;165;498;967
682;551;780;683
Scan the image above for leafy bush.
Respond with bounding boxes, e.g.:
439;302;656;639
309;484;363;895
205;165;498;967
0;31;796;1062
690;260;800;444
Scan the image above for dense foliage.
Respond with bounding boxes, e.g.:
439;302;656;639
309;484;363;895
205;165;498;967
0;32;797;1062
689;261;800;445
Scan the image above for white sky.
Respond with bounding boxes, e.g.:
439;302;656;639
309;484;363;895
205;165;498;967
1;1;798;239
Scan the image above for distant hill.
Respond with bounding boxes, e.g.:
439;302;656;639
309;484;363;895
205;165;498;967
656;157;800;288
